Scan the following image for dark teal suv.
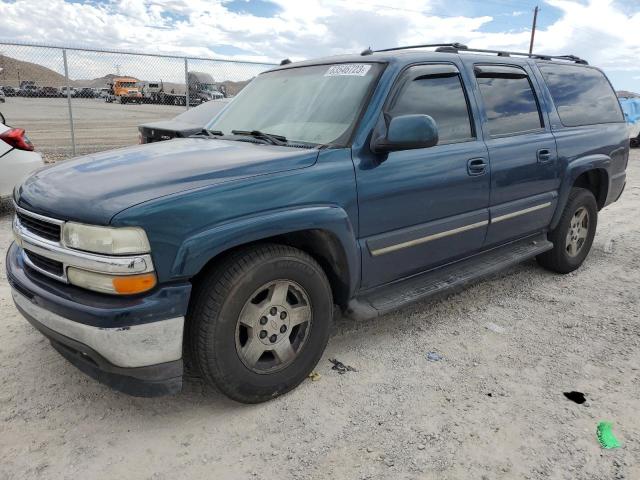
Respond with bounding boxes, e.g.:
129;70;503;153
7;44;627;403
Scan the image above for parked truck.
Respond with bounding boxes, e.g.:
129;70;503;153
145;72;225;106
19;81;38;97
105;77;143;104
138;81;163;103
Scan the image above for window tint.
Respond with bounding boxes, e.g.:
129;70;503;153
538;63;623;127
476;71;543;136
388;71;473;144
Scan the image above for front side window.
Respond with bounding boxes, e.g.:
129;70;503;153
476;66;543;136
387;67;474;145
208;63;383;145
538;63;623;127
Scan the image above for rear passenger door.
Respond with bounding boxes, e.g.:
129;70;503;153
472;63;560;246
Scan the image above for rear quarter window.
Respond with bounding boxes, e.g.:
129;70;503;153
538;63;623;127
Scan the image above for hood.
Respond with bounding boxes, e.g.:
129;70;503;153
16;138;318;224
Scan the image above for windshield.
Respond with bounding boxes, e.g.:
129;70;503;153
207;63;382;145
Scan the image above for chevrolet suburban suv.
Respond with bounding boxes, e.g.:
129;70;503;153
7;44;627;403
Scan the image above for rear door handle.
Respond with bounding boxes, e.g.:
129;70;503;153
467;158;487;176
537;148;553;163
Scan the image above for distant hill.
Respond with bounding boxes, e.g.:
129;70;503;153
0;54;71;87
617;90;640;98
221;80;250;96
75;74;137;89
0;54;251;95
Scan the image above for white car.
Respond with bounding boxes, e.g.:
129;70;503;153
0;122;44;200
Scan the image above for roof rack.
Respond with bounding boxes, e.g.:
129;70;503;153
362;43;589;65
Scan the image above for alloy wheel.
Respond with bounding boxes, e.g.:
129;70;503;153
235;280;312;374
565;206;589;257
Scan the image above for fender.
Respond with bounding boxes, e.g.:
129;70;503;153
550;154;611;230
171;205;360;295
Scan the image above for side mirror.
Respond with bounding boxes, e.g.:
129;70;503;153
372;114;438;153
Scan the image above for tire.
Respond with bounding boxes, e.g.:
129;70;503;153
188;244;333;403
537;187;598;274
631;138;639;149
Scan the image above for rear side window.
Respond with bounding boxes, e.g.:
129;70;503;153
388;67;474;145
475;66;543;136
538;63;623;127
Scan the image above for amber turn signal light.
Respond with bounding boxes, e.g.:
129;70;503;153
112;273;157;294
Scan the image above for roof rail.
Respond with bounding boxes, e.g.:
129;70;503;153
367;43;589;65
371;43;469;53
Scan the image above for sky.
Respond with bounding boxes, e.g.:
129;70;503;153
0;0;639;90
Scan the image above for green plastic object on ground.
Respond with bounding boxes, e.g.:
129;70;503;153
597;422;621;449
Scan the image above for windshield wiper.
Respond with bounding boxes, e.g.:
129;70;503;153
231;130;287;146
191;129;223;139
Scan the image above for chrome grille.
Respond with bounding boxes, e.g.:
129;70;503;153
12;204;155;286
24;250;64;277
16;211;61;242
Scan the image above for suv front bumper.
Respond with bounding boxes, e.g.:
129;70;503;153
6;242;191;397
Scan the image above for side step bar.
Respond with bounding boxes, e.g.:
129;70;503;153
346;233;552;321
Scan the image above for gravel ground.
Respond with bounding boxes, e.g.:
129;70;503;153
1;97;184;156
1;151;639;480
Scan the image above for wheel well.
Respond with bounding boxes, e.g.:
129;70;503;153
191;229;352;309
573;169;608;210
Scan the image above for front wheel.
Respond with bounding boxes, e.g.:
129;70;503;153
537;187;598;273
188;244;333;403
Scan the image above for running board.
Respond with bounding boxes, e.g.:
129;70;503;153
346;233;552;321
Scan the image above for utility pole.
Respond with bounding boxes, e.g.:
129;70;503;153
529;5;539;55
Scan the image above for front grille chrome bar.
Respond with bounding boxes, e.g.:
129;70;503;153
13;202;65;226
12;214;154;283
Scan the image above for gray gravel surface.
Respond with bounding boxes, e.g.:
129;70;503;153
1;97;184;156
0;151;639;480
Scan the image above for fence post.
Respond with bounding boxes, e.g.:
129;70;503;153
62;49;76;156
184;57;190;110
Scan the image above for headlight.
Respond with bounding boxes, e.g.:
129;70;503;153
62;222;151;255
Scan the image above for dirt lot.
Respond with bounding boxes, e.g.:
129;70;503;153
0;151;639;480
1;97;183;156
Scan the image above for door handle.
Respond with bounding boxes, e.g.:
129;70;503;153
467;158;487;176
537;148;553;163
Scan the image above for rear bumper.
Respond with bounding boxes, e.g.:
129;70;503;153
6;242;191;397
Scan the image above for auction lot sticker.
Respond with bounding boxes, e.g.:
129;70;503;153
325;64;372;77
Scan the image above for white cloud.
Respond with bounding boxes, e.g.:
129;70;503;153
0;0;639;88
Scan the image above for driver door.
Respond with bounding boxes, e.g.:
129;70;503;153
354;63;491;289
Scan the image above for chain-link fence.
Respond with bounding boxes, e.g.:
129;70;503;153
0;42;276;161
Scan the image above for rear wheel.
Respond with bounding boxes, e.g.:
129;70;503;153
537;187;598;273
189;244;333;403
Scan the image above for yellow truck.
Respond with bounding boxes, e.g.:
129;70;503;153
105;77;143;104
